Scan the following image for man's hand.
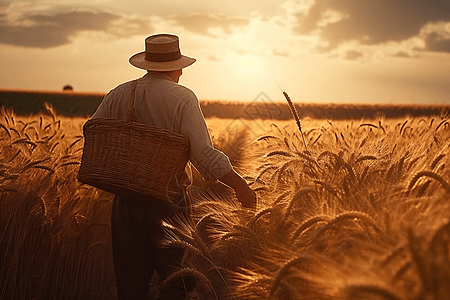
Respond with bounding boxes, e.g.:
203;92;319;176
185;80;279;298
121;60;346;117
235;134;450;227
219;169;257;209
235;185;257;209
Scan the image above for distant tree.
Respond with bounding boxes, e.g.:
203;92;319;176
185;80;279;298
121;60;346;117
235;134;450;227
63;85;73;91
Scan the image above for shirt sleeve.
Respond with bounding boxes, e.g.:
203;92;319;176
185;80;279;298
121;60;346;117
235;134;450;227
91;90;113;119
179;96;233;182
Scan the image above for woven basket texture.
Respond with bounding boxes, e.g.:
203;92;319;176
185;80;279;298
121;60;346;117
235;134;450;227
77;118;190;201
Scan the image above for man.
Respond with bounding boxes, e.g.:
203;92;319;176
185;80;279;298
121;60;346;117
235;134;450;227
91;34;256;299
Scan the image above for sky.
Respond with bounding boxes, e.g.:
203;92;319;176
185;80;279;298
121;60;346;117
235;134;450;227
0;0;449;105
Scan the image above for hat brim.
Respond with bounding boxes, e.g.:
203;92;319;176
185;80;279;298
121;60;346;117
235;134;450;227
129;52;196;71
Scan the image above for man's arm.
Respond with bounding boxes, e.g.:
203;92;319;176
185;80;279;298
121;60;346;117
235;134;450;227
219;169;256;209
178;92;256;209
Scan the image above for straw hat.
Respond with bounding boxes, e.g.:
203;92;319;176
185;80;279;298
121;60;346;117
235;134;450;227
129;34;196;71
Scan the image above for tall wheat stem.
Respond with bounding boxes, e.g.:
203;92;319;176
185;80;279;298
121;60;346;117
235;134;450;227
282;91;308;152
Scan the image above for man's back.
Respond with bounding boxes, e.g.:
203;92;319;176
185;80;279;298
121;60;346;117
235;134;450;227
92;71;197;134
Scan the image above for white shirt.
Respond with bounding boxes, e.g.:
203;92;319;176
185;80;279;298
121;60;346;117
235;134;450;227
91;72;232;182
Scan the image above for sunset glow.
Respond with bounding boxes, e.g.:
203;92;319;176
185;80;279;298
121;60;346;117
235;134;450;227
0;0;449;104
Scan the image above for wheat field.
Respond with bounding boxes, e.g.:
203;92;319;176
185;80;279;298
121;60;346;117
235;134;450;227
1;104;449;299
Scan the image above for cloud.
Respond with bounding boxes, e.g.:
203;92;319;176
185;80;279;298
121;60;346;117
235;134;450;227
344;50;363;60
273;48;289;57
208;54;221;61
169;14;249;37
424;32;450;52
0;9;152;48
0;0;13;8
293;0;450;52
392;51;412;58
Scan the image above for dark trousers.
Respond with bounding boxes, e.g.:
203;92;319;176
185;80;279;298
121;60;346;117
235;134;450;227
111;195;190;300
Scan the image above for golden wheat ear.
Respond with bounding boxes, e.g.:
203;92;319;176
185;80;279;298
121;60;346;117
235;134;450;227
282;91;308;152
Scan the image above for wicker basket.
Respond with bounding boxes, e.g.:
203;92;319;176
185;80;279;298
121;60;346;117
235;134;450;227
77;80;190;201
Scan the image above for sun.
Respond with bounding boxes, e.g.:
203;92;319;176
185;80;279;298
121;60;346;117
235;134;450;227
239;54;256;70
235;53;263;79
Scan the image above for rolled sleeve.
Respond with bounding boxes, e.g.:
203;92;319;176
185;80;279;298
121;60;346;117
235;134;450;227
180;101;232;182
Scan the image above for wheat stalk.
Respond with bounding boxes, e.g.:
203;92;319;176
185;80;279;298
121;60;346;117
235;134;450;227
430;153;446;170
270;254;313;296
314;211;383;240
282;91;308;152
408;171;450;193
290;215;331;245
342;283;405;300
159;267;213;294
247;208;273;228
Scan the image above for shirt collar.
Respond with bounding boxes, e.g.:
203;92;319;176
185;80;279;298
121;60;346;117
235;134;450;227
144;71;175;82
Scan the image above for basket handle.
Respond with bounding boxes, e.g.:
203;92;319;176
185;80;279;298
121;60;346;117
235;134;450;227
126;79;139;122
